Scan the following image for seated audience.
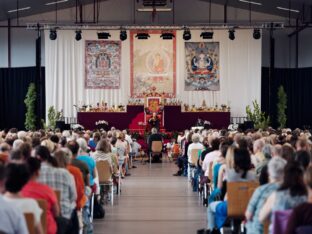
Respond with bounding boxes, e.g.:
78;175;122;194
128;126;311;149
295;150;311;170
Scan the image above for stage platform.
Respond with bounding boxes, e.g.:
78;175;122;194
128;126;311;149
77;105;230;131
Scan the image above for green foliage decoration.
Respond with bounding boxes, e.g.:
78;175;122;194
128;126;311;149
24;83;37;130
246;100;270;130
277;86;287;129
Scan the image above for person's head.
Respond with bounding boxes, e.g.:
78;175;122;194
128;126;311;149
151;128;157;135
272;144;282;157
54;150;70;168
233;148;252;178
268;156;287;182
192;134;200;143
211;138;220;151
237;137;248;150
295;150;311;170
35;145;51;162
253;139;265;154
12;139;23;150
66;140;80;157
110;136;117;146
5;163;30;193
262;144;273;160
41;139;57;153
18;143;32;161
96;139;111;153
76;138;89;154
279;161;307;196
26;157;41;179
50;135;59;144
93;132;101;143
220;143;229;158
152;112;157;118
281;144;295;162
0;143;10;154
9;149;24;162
296;138;309;151
32;137;41;148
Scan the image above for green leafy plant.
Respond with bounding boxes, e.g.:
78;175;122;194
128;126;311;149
246;100;270;129
277;86;287;129
24;83;37;130
48;106;56;129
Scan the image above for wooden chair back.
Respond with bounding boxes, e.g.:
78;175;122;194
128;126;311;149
54;190;61;213
24;213;36;234
227;181;259;218
263;219;270;234
37;199;48;234
96;160;112;183
190;149;200;166
151;141;162;153
208;161;214;180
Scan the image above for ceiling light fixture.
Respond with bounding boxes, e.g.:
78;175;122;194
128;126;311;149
45;0;68;6
7;6;31;13
137;8;172;12
160;32;175;40
136;32;150;40
75;30;82;41
50;29;57;40
97;32;111;39
120;30;127;41
276;6;300;13
183;28;191;41
200;31;214;39
239;0;262;6
229;29;235;40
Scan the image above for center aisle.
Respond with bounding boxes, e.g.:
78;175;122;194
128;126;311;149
94;161;207;234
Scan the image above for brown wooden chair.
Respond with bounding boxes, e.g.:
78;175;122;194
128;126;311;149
149;141;163;164
24;213;36;234
227;181;259;233
37;199;48;234
263;219;270;234
227;181;259;218
96;160;114;205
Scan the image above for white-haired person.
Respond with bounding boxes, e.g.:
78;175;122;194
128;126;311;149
187;133;204;181
245;157;287;234
252;139;265;168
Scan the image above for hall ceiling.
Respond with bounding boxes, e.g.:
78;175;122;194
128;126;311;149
0;0;311;23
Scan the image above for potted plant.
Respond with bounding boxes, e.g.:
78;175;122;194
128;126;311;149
24;83;37;130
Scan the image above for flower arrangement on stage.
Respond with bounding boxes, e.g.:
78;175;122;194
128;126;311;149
95;120;109;126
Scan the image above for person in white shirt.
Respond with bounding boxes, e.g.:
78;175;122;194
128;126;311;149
187;134;204;180
0;164;29;234
202;138;221;177
4;163;43;234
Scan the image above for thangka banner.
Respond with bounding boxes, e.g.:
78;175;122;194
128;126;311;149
185;42;220;91
130;30;176;97
85;40;121;89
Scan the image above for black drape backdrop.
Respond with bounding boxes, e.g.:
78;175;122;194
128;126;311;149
262;67;312;129
0;67;45;130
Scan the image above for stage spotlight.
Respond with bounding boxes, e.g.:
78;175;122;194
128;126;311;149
136;32;150;40
120;30;127;41
200;31;214;39
160;32;175;40
183;29;191;41
229;29;235;40
49;29;57;40
253;28;261;40
75;30;82;41
97;32;111;39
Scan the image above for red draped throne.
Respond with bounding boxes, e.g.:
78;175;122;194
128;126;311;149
144;93;164;131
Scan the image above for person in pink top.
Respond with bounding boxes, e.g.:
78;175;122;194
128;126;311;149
22;157;60;234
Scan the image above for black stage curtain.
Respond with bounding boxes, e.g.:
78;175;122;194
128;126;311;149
0;67;45;130
262;67;312;129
